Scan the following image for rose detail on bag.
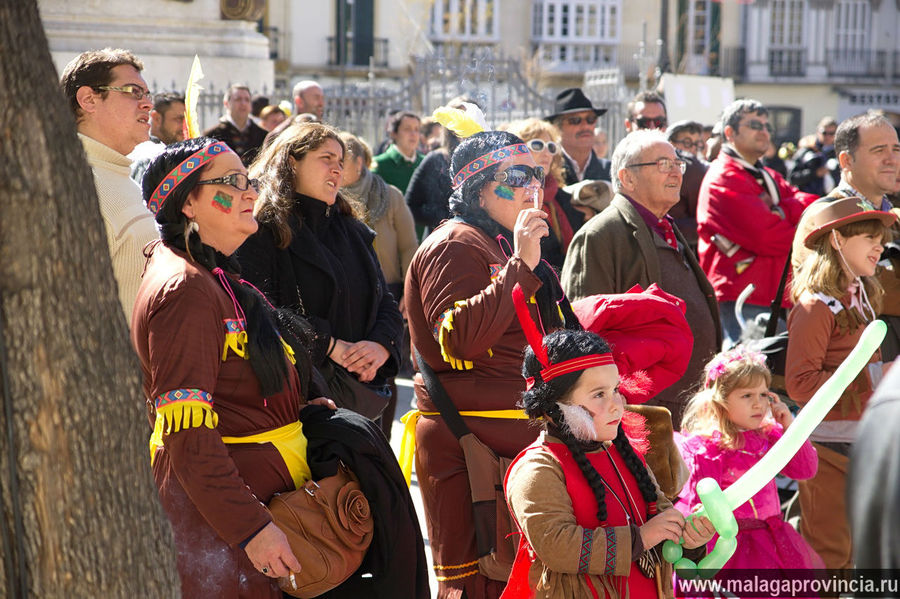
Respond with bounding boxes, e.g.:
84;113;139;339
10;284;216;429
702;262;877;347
337;485;373;539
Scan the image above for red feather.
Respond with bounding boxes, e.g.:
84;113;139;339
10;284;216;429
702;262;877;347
512;283;549;368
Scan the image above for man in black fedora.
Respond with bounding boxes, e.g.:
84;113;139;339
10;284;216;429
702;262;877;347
546;88;611;186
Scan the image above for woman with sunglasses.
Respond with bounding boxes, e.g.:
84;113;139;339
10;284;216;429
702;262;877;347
404;130;582;599
506;117;579;269
133;137;333;597
237;122;403;423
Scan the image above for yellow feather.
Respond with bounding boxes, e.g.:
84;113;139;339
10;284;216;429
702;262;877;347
433;106;485;138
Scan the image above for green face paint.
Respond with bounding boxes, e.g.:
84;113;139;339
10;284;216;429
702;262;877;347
212;191;233;214
494;185;515;201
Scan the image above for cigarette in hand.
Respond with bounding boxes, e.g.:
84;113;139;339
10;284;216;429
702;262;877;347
290;573;297;590
532;188;540;209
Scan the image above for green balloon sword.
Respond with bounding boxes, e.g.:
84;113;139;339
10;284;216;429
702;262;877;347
663;320;887;578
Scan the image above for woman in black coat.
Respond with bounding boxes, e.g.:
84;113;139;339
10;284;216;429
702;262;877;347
237;122;402;419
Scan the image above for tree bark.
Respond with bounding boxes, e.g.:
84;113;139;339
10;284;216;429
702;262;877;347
0;1;179;596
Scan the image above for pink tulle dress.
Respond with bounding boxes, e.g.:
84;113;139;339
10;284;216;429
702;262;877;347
675;425;825;571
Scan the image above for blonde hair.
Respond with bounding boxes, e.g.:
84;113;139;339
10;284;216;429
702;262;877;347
681;349;772;449
504;117;566;187
791;219;885;313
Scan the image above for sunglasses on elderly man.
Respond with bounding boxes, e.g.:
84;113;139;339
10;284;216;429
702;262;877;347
525;139;559;155
197;173;260;193
564;114;598;127
493;165;545;187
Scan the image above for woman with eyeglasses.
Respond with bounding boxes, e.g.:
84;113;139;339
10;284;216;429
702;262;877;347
404;130;582;599
506;117;580;270
132;136;334;597
237;122;403;423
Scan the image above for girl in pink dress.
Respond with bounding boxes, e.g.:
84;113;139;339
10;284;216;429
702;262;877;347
676;347;824;572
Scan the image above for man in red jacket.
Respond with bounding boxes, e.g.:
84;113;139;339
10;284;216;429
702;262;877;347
697;99;817;347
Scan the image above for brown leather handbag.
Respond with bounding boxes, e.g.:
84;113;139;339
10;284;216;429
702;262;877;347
268;462;374;598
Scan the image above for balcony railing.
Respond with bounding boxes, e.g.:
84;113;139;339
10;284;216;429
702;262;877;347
713;47;746;79
768;48;806;77
826;49;886;77
327;36;389;68
534;42;622;74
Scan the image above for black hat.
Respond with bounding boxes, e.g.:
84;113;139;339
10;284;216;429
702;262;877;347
545;88;607;122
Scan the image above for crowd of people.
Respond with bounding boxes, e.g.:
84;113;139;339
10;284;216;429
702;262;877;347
65;45;900;598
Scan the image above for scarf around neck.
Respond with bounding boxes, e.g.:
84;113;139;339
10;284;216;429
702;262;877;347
723;144;783;218
341;169;390;226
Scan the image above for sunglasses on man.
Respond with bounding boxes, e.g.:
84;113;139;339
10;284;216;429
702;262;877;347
493;165;545;187
742;120;775;135
564;114;599;127
634;116;668;130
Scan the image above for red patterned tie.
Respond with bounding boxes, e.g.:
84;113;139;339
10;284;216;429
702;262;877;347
658;219;679;251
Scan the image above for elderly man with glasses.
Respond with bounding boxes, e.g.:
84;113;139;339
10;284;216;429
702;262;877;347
60;48;159;324
697;99;817;348
562;129;721;429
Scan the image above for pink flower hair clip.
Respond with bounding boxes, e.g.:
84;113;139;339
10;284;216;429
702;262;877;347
704;346;767;389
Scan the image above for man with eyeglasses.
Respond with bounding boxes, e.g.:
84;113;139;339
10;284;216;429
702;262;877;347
60;48;159;325
697;99;817;348
204;84;268;166
789;116;841;196
546;88;611;190
562;130;721;429
667;119;710;255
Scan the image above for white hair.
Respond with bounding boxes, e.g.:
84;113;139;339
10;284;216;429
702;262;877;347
292;79;322;99
610;129;670;193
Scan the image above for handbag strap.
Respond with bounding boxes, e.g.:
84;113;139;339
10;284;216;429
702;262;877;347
414;349;472;441
765;248;793;338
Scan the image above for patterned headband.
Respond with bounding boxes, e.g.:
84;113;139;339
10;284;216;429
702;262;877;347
146;141;232;215
704;347;768;389
452;143;531;189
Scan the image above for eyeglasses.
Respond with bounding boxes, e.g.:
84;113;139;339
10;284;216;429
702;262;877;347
196;173;260;193
564;114;598;127
672;138;705;153
96;84;152;102
742;120;775;135
525;139;559;155
821;129;837;137
626;158;687;174
493;165;545;187
634;116;668;130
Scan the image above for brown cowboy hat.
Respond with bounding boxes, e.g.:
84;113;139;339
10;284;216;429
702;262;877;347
544;88;607;122
803;196;897;249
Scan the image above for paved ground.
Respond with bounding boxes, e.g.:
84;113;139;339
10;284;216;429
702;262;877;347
388;377;439;598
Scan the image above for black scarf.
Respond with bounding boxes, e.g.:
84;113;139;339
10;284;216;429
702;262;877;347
722;144;784;218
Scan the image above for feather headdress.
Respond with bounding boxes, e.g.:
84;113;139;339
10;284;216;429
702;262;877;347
182;55;205;140
432;102;487;139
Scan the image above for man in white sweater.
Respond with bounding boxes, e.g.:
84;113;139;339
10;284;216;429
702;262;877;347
60;48;159;324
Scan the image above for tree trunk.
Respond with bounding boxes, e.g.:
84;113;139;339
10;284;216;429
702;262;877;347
0;1;179;596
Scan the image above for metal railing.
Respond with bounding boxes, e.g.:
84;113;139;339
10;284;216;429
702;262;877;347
826;49;887;77
768;48;806;77
327;36;390;68
714;47;746;79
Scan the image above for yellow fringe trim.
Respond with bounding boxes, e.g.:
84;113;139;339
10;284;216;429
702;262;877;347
280;336;296;365
149;401;219;465
434;559;479;570
222;330;248;361
437;301;474;370
222;421;311;489
435;569;479;581
398;409;529;486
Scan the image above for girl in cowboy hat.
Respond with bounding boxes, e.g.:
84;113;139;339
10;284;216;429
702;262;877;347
786;196;897;571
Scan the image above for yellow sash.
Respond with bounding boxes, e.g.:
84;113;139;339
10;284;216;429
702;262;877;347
221;422;312;490
398;409;529;486
150;418;312;491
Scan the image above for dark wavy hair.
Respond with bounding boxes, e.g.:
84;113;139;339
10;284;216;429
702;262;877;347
142;137;316;396
522;329;657;523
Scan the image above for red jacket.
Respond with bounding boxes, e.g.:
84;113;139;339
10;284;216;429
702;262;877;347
697;151;816;306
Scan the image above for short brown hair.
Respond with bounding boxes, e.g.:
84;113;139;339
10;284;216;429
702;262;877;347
60;48;144;121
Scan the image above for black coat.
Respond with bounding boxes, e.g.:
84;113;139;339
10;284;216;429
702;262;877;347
236;194;402;383
299;405;431;599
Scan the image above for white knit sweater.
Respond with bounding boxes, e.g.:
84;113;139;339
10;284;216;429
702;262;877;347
79;133;158;324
